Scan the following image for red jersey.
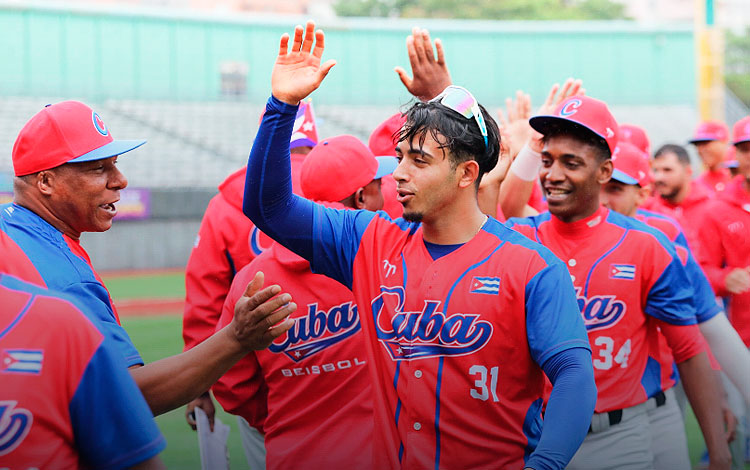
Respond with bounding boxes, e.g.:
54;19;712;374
183;159;304;351
635;209;721;394
304;207;589;470
696;168;732;194
212;240;373;470
506;207;703;412
649;181;714;259
697;175;750;346
0;274;164;469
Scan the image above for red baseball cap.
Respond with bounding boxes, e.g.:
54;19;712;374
12;101;145;176
300;135;397;202
610;142;651;186
732;116;750;146
689;120;729;144
618;124;651;156
529;96;619;155
369;113;407;157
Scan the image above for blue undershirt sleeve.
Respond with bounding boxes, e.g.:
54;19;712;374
242;95;316;260
525;348;596;470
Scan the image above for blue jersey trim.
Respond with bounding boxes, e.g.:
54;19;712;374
583;230;628;297
522;398;544;463
641;356;663;399
434;356;444;470
0;278;36;341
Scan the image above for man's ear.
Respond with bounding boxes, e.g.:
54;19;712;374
458;160;480;189
36;170;56;196
354;187;366;209
597;159;614;184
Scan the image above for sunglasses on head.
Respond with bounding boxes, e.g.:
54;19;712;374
430;85;488;148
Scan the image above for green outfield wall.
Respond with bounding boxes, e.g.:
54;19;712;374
0;2;696;106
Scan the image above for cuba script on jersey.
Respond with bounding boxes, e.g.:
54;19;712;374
371;285;493;360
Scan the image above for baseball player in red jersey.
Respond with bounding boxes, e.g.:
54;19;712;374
601;141;750;469
0;273;165;469
369;112;406;219
504;95;731;470
691;120;732;194
213;135;396;469
697;116;750;465
242;22;597;470
182;103;317;450
650;143;714;258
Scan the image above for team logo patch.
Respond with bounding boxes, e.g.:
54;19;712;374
0;401;32;456
371;286;493;361
470;276;500;295
269;302;361;362
1;350;43;374
575;287;627;331
559;98;582;117
609;264;636;280
92;112;108;136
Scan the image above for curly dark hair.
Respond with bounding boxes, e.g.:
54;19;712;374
395;99;501;188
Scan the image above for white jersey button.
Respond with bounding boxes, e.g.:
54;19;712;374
413;422;422;431
414;370;423;378
568;259;577;267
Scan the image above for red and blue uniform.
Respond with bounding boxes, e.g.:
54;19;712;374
242;96;596;470
634;209;722;394
0;273;164;469
212;240;373;470
697;175;750;346
506;207;706;412
183;160;305;352
0;203;141;367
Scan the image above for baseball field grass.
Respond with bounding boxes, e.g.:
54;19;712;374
107;271;749;469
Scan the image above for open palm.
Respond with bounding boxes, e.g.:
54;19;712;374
272;21;336;105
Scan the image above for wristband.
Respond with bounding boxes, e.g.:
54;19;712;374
510;144;542;181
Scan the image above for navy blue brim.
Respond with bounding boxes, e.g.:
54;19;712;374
68;139;146;163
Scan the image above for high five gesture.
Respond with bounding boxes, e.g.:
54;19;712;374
272;21;336;105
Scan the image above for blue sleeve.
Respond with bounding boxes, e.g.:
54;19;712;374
242;95;316;261
525;348;596;470
644;255;697;326
685;252;722;323
526;261;590;366
243;95;377;288
65;282;143;367
70;338;165;470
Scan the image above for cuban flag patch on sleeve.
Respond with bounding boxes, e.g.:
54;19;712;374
609;264;636;280
470;276;501;295
1;350;43;374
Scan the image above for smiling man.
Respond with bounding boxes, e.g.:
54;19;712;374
1;100;299;418
505;96;730;470
242;21;596;470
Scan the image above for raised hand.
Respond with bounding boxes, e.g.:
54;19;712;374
530;78;585;152
272;21;337;105
395;27;452;101
496;90;532;160
231;271;297;350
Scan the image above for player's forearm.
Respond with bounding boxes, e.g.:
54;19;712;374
699;314;750;405
477;182;500;218
130;326;247;416
526;348;596;470
499;145;540;219
677;352;732;467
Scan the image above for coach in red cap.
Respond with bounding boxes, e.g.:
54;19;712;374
1;101;298;417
